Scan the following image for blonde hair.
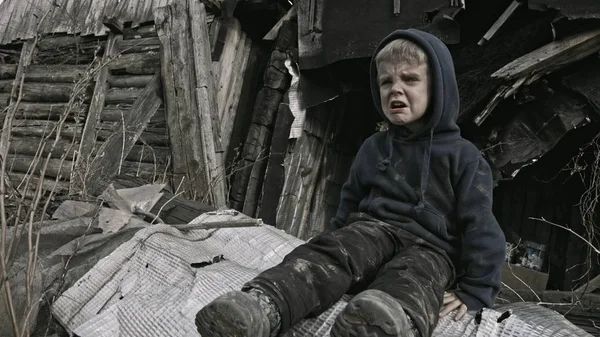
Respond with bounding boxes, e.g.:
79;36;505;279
375;38;428;66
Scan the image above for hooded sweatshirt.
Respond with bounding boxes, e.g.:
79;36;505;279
328;29;506;310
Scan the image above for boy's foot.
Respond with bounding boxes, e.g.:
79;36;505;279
330;289;417;337
195;290;276;337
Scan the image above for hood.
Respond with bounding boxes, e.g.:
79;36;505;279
370;29;460;139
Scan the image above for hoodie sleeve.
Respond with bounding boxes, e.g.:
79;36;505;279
326;142;371;233
453;157;506;310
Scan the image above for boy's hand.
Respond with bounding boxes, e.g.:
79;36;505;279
440;291;468;321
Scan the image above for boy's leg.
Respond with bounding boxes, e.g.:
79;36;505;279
365;243;454;337
197;220;402;336
246;220;403;333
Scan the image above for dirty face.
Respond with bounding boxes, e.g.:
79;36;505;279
377;60;430;132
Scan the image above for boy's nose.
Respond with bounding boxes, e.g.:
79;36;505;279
391;82;404;94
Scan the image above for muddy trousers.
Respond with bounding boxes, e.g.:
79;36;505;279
245;217;455;337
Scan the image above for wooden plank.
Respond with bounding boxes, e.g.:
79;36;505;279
117;37;161;54
478;0;522;45
96;127;169;146
25;64;88;83
220;36;251;158
213;18;242;105
190;0;224;158
155;1;224;206
108;52;161;75
72;33;119;195
0;64;18;80
493;28;600;80
84;72;162;196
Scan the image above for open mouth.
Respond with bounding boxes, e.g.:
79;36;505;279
390;101;407;109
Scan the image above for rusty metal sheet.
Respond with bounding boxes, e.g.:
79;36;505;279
529;0;600;19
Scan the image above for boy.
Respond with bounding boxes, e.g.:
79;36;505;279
195;29;506;337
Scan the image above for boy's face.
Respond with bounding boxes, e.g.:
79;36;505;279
377;60;430;132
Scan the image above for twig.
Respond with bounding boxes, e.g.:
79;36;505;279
530;217;600;255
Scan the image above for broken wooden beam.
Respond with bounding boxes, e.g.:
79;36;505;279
72;34;119;195
474;28;600;125
492;28;600;81
155;1;226;206
478;0;522;46
83;72;162;196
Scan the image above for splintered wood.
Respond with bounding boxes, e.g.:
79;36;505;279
474;28;600;125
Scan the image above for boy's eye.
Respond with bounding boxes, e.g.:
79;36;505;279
379;79;392;86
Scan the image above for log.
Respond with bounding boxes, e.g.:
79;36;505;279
155;2;225;205
20;83;92;103
101;107;166;125
117;37;161;54
96;125;169;146
84;72;162;196
36;35;103;51
108;52;161;75
105;87;144;104
239;125;273;215
6;155;72;180
24;65;88;83
0;93;10;110
126;145;170;164
108;75;154;88
0;64;17;80
8;172;70;194
9;137;77;160
116;160;161;180
0;103;88;121
9;120;83;139
73;34;119;195
0;80;12;93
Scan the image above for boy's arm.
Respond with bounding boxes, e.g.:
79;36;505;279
326;144;370;233
454;157;506;310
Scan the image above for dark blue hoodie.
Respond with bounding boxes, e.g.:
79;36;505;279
328;29;506;310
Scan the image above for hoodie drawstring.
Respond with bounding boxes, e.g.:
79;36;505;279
377;131;393;171
415;129;434;213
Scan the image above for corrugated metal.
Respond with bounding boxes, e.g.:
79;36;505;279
0;0;187;44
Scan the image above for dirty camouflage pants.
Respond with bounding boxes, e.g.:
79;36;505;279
245;214;455;337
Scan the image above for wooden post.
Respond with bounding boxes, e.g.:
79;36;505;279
154;0;226;206
71;33;119;195
84;73;163;196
